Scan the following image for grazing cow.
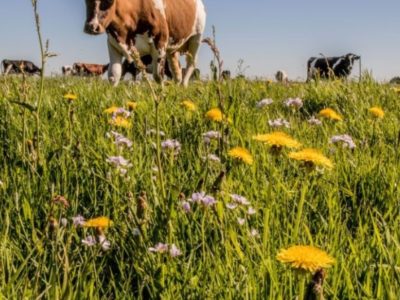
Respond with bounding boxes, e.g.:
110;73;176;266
275;70;288;83
221;70;231;80
2;59;41;75
72;63;109;76
389;77;400;85
83;0;206;87
307;53;360;81
62;65;74;76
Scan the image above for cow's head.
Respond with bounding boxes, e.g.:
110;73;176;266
345;53;361;64
84;0;116;35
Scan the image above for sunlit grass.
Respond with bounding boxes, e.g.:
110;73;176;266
0;76;399;299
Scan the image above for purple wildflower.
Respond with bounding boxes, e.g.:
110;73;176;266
109;131;133;148
203;131;221;144
268;118;290;128
230;194;251;206
285;97;303;109
82;235;97;247
149;243;169;253
308;116;323;126
161;139;181;154
106;156;132;168
189;192;217;207
330;134;356;149
181;201;191;213
72;215;85;227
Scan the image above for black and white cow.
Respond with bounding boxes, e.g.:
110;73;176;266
307;53;360;81
2;59;41;75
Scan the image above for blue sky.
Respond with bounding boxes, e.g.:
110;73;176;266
1;0;400;80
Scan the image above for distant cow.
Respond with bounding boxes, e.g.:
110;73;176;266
275;70;288;83
62;65;74;76
83;0;206;87
72;63;109;76
307;53;360;81
2;59;41;75
221;70;231;80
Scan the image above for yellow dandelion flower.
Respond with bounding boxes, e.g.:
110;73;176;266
63;93;77;101
288;148;333;169
181;100;197;111
104;106;119;114
206;108;223;122
228;147;253;165
253;132;302;149
83;217;113;229
277;245;335;273
126;101;138;111
109;116;132;129
319;108;343;121
369;107;384;119
205;108;232;123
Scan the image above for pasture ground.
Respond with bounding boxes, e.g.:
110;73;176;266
0;76;399;299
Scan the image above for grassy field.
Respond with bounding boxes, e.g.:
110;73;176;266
0;75;399;299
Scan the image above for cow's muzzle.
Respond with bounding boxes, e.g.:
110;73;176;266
84;21;104;35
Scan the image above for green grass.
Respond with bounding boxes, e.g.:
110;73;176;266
0;76;399;299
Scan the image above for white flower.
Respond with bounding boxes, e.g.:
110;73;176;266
250;228;260;237
146;129;166;137
169;244;182;257
308;116;322;126
203;154;221;163
284;97;303;109
82;235;97;247
247;207;257;215
60;218;68;227
226;203;238;210
330;134;356;149
237;218;246;226
98;234;111;251
268;118;290;128
256;98;273;108
132;228;141;236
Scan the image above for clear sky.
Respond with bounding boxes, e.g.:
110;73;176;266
1;0;400;81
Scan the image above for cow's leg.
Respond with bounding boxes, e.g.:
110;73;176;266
107;39;123;86
182;34;202;87
4;64;12;75
167;51;182;84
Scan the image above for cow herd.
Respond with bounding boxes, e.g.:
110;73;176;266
1;0;363;85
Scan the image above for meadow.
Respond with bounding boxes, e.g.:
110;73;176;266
0;75;399;299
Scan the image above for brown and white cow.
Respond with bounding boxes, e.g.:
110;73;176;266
83;0;206;87
72;63;109;76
